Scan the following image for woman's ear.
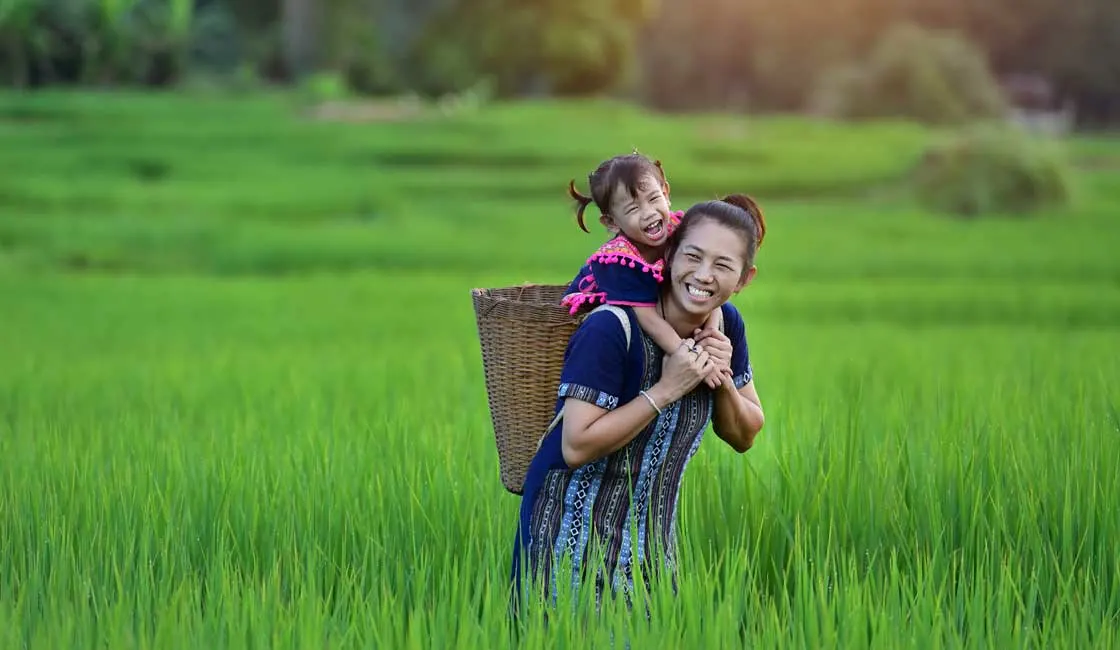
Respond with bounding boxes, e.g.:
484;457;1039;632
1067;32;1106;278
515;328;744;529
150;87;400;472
733;266;757;294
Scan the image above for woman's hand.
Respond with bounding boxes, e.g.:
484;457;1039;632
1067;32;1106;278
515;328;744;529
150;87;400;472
694;327;734;388
647;338;716;406
563;338;713;468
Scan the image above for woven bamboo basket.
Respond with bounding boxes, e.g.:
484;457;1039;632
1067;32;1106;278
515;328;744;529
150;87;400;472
471;284;581;495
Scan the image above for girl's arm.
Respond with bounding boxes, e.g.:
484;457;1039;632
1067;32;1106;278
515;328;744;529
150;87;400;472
633;305;682;354
634;306;723;389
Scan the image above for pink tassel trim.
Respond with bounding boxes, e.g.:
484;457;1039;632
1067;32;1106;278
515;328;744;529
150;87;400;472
561;291;608;315
587;251;665;283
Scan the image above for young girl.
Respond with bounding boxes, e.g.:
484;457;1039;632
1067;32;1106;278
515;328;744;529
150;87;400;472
561;152;724;387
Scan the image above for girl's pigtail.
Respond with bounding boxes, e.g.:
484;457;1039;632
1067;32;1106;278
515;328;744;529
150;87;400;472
654;159;671;198
568;179;595;233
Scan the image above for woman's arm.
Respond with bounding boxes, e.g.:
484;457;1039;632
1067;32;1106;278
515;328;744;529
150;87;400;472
562;340;714;467
694;306;765;453
711;379;765;453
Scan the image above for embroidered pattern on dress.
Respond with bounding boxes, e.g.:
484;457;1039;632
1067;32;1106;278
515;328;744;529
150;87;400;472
587;236;665;282
732;363;753;389
558;382;618;410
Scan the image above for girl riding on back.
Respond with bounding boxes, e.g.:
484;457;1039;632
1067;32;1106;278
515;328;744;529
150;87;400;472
561;152;725;387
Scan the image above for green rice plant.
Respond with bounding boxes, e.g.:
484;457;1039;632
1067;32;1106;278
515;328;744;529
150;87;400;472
0;92;1117;647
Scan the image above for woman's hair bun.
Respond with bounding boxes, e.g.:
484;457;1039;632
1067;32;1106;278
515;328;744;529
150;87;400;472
721;193;766;249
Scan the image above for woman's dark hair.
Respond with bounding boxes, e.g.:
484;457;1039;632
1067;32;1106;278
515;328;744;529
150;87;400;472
568;152;670;233
666;194;767;275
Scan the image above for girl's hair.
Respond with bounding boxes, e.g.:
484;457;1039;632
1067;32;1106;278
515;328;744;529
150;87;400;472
568;152;670;233
667;194;767;274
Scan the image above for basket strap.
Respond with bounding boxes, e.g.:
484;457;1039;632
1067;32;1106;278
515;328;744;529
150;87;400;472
590;304;632;352
535;304;633;452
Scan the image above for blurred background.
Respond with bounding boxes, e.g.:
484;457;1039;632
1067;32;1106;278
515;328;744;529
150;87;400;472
1;0;1118;349
2;0;1118;385
1;4;1119;645
1;0;1118;275
2;0;1119;124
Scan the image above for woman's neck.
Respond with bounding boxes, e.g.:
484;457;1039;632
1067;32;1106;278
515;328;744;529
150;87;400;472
658;294;710;338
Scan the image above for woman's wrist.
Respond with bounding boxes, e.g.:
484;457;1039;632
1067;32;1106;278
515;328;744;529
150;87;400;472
717;372;739;395
644;383;677;411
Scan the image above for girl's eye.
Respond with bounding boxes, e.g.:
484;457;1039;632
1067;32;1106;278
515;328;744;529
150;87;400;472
686;254;701;262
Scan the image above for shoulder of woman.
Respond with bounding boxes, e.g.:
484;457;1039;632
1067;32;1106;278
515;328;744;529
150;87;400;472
720;302;747;337
572;306;632;343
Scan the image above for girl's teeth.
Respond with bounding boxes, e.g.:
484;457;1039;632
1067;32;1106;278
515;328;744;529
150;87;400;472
688;286;712;298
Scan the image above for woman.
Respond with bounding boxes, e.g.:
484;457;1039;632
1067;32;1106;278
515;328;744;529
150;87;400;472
510;194;767;612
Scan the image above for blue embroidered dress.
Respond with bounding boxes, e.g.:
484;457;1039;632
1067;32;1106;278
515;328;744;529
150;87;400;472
510;302;755;605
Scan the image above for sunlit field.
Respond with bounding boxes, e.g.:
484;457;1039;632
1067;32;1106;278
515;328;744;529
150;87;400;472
1;91;1117;647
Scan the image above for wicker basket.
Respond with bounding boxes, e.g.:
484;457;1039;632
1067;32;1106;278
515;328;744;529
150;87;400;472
471;284;581;495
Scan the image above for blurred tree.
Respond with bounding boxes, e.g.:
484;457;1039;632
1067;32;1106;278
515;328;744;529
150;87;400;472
281;0;317;78
0;0;1118;124
812;23;1008;125
635;0;1120;125
407;0;658;97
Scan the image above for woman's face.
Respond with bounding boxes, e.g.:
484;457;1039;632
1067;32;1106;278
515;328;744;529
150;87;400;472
666;218;755;318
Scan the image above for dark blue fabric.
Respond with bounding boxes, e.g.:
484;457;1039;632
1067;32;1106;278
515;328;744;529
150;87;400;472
562;258;660;311
721;301;754;388
591;258;660;306
565;264;592;297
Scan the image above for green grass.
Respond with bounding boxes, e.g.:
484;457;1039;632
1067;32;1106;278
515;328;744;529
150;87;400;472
0;91;1118;647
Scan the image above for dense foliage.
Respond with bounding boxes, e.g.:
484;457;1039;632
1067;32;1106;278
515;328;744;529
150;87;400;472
2;0;1119;124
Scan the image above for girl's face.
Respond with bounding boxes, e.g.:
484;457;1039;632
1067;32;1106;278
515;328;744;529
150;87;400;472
665;218;755;318
603;174;672;251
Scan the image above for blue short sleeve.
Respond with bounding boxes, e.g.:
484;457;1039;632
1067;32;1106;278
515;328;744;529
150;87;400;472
564;264;593;297
721;303;754;388
591;259;660;307
557;309;630;410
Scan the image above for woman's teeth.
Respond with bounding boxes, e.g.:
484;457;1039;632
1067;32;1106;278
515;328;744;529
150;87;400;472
687;284;713;298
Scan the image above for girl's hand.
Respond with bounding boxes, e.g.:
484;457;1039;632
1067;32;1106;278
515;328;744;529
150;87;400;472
694;327;734;388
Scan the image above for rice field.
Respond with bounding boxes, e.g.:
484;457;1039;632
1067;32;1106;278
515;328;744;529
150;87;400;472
0;91;1118;648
